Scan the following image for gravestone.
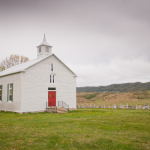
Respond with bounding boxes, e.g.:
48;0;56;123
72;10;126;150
147;102;149;109
128;106;132;109
113;105;116;109
120;104;122;109
126;103;128;109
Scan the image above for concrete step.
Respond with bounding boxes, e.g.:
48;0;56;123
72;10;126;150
46;107;68;113
57;110;67;113
57;107;68;113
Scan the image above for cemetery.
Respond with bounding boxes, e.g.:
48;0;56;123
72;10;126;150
77;102;150;109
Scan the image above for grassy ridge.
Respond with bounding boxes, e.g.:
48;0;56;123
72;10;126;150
0;109;150;150
77;82;150;93
77;91;150;106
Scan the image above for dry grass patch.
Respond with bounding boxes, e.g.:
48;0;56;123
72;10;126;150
77;91;150;106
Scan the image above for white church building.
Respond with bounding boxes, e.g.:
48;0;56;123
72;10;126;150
0;35;77;113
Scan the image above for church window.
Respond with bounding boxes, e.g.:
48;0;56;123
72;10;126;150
46;46;49;52
48;88;56;90
50;75;51;83
50;75;55;83
53;75;54;83
7;83;13;102
0;85;2;101
39;47;41;53
51;63;53;71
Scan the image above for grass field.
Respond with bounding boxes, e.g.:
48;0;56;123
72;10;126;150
0;109;150;150
77;91;150;106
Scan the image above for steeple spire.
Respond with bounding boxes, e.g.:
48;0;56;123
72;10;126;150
43;34;46;41
37;34;52;59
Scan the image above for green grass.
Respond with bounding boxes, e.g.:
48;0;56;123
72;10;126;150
0;109;150;150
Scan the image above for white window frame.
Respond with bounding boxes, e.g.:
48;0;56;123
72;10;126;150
51;63;53;71
50;74;55;84
7;83;13;102
48;87;56;91
0;85;2;102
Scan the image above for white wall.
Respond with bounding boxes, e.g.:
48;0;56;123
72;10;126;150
21;55;76;112
0;73;21;113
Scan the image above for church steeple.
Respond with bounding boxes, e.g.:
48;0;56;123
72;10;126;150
43;34;46;41
37;34;52;58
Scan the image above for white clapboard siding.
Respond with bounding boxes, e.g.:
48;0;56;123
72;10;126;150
0;73;21;113
21;55;76;112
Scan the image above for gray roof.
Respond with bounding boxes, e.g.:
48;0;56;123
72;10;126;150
0;54;77;77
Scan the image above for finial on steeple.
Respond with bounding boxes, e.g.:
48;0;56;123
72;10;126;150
43;34;46;41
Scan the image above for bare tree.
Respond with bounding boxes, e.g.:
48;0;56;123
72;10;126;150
0;54;29;71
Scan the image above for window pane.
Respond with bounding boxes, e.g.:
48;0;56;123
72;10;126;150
51;64;53;71
53;75;54;83
10;84;13;89
50;75;51;83
9;95;12;101
46;46;49;52
48;88;56;90
39;47;41;53
10;89;12;95
0;85;1;101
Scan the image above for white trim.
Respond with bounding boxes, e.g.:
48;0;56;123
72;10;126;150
48;90;56;91
50;74;55;84
48;87;56;91
8;83;13;102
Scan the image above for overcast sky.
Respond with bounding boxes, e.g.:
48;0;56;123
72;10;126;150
0;0;150;87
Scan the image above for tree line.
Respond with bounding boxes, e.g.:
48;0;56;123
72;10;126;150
77;82;150;93
0;54;29;71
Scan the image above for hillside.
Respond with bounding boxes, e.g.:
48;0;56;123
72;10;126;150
77;91;150;106
77;82;150;93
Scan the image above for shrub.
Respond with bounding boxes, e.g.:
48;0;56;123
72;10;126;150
84;92;99;99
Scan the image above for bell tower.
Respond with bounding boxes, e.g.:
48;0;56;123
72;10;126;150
37;34;52;58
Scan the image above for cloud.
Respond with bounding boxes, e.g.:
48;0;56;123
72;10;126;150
0;0;150;86
68;57;150;86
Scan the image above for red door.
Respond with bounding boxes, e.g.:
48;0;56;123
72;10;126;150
48;91;56;106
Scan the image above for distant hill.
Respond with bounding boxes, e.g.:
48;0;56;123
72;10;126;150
76;82;150;93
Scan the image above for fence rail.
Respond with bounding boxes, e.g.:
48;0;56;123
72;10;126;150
58;101;69;111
